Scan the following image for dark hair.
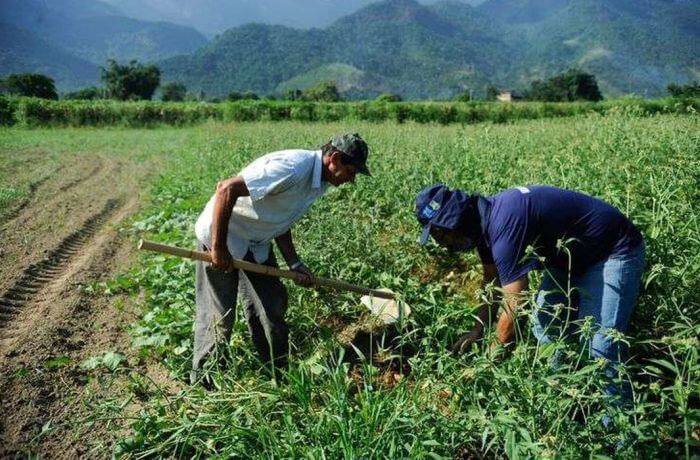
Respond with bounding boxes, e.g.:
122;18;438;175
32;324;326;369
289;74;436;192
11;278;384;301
458;195;483;240
321;142;353;165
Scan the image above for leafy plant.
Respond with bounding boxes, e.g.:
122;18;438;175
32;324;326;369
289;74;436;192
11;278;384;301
82;352;127;372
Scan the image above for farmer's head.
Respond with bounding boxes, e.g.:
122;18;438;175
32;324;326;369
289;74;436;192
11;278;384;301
415;184;481;252
322;132;370;186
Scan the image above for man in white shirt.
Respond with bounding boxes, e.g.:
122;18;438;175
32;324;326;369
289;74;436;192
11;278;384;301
192;133;370;383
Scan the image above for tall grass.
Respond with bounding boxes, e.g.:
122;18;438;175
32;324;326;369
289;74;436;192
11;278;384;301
80;113;698;458
1;95;698;127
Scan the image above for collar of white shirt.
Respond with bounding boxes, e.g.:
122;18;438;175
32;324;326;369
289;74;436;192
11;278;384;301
312;149;323;189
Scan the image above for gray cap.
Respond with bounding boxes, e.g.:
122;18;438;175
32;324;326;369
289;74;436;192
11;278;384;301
330;132;371;176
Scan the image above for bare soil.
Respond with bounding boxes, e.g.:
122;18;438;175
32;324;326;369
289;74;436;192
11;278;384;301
0;152;172;457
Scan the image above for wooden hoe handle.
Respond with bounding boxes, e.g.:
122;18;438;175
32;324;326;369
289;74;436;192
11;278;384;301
138;240;396;300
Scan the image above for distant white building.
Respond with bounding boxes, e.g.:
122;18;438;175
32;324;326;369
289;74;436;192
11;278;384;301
497;91;515;102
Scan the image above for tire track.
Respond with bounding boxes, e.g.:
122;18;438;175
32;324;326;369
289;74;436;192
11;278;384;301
0;167;63;224
58;162;102;193
0;199;120;336
2;158;102;229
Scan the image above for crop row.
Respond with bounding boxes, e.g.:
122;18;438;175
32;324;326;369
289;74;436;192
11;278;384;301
0;96;698;127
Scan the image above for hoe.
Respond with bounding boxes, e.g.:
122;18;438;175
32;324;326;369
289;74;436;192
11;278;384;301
138;239;411;325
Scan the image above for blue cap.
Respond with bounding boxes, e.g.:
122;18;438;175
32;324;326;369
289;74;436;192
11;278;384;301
415;184;470;245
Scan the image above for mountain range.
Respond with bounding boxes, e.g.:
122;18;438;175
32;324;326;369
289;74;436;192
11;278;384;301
1;0;698;97
159;0;513;99
159;0;699;98
0;0;207;89
483;0;700;96
99;0;486;36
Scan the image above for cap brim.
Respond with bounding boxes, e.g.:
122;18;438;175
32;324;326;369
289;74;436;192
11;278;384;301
419;224;431;245
357;163;371;176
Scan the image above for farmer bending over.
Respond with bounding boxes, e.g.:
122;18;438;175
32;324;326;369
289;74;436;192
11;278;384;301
415;184;645;406
193;133;370;383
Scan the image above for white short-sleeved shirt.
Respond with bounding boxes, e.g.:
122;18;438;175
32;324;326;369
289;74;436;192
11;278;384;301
195;149;327;263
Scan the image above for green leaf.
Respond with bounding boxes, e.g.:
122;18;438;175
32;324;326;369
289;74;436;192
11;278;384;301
81;356;103;370
647;359;679;374
505;431;518;460
82;352;126;371
102;352;126;371
44;356;71;369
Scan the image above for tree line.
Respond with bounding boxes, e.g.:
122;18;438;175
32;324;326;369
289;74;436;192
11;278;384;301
1;61;697;102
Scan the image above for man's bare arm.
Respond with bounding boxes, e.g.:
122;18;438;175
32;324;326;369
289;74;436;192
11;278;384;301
274;229;313;286
210;175;249;270
274;229;301;267
451;263;500;355
495;276;529;345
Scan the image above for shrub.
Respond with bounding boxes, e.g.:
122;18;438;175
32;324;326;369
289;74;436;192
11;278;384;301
376;93;403;103
0;95;17;125
303;82;341;102
667;82;700;98
228;91;259;101
454;91;472;102
527;69;603;102
101;59;161;101
63;87;104;100
161;82;187;102
2;73;58;100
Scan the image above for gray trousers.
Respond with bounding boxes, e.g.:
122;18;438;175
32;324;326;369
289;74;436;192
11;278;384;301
192;246;289;379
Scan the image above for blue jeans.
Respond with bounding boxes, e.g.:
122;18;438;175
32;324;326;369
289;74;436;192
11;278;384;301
531;243;646;402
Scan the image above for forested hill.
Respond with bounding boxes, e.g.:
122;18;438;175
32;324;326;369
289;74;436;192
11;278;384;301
1;0;696;96
99;0;487;36
480;0;700;96
0;23;98;89
160;0;513;99
160;0;699;99
0;0;208;89
101;0;378;35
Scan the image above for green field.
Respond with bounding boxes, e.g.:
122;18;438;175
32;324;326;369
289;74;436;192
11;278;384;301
3;112;698;457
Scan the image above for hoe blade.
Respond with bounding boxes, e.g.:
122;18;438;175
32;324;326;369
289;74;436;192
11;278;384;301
360;289;411;325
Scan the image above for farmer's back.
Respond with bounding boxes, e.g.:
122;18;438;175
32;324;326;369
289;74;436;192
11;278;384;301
483;185;643;283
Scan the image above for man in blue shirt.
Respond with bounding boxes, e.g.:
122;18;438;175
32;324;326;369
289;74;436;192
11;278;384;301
415;184;645;402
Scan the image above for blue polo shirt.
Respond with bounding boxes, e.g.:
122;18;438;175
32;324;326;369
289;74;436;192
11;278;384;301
476;186;643;285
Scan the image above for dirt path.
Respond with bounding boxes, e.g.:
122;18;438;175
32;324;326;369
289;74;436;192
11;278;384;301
0;152;167;457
